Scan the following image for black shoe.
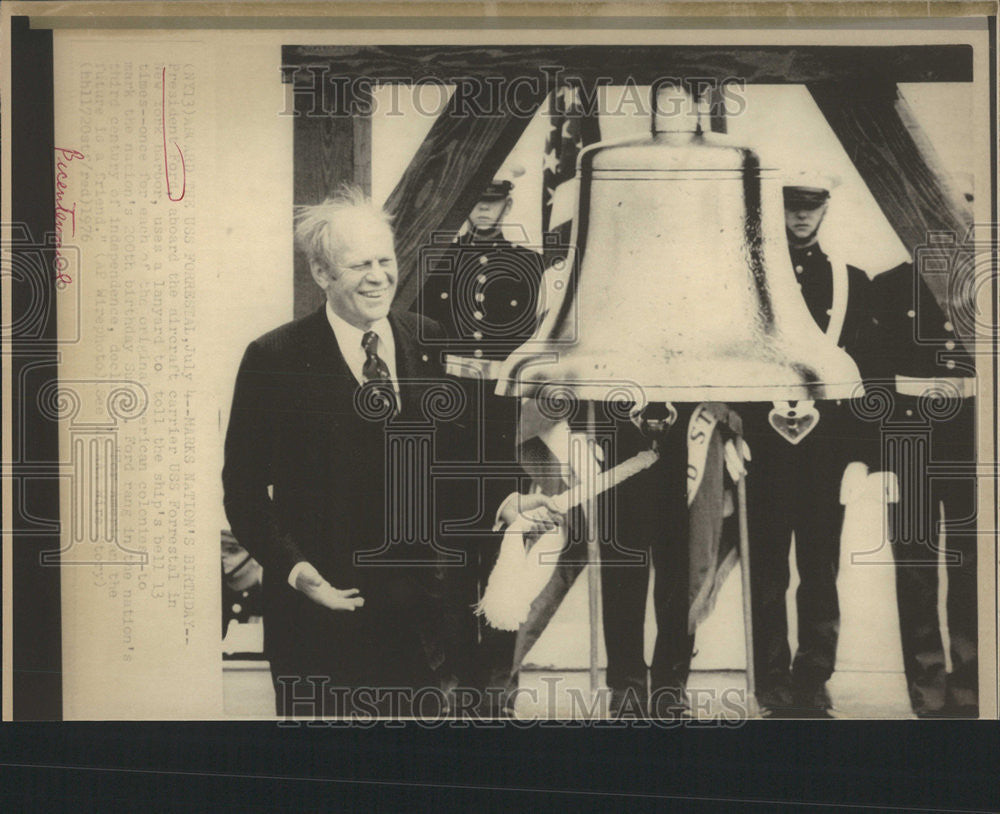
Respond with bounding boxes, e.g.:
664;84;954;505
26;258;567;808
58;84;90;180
757;684;795;718
479;690;516;720
913;695;977;719
935;702;978;719
649;687;691;721
482;703;514;720
791;682;834;719
609;685;649;719
944;684;978;718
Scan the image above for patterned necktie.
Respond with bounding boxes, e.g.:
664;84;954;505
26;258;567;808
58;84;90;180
361;330;396;412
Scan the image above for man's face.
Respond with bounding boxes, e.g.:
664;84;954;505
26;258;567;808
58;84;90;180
468;196;510;232
313;215;398;329
784;197;828;246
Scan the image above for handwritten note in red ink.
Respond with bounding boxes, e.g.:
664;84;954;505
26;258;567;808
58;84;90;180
54;147;84;285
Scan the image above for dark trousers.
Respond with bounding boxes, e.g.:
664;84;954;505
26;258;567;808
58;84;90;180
434;382;520;710
886;398;978;714
474;536;518;700
437;530;517;700
268;601;438;718
743;404;851;696
597;412;694;704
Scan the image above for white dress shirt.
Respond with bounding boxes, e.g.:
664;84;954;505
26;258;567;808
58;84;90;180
287;304;401;589
325;302;400;400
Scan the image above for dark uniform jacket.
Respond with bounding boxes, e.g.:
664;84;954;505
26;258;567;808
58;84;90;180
416;230;546;361
863;261;975;400
741;242;879;466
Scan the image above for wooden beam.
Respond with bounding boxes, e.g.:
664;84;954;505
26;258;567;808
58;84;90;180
807;82;975;350
385;78;548;310
292;85;372;318
282;44;972;88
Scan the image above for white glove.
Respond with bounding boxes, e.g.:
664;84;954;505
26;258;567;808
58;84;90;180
867;471;900;503
839;462;871;505
493;491;564;534
723;438;752;482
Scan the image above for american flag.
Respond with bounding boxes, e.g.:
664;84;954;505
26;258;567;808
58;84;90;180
541;83;601;261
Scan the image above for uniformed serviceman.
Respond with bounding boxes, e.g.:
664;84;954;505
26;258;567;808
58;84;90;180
742;174;878;718
418;164;545;360
414;164;546;715
865;258;978;717
221;529;264;638
597;402;700;720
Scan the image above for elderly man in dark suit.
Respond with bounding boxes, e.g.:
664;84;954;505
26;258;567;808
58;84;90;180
223;188;452;717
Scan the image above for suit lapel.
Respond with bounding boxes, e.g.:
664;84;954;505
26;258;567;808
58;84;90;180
389;311;423;416
300;305;352;377
297;306;361;431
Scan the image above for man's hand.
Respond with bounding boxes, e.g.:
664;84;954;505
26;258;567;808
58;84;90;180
293;562;365;612
724;438;752;482
867;470;900;504
839;462;871;505
497;492;565;536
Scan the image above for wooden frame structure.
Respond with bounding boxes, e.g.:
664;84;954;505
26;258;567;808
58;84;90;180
283;43;975;337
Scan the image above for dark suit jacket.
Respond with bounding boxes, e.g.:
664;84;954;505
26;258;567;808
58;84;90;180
223;305;450;686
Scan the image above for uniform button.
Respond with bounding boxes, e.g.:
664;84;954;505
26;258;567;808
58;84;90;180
439;291;449;300
806;250;813;257
946;360;956;370
473;310;483;320
510;299;518;307
475;292;485;302
478;274;487;283
479;256;489;266
421;354;429;362
232;603;242;614
944;321;954;332
794;265;804;274
945;340;956;350
473;349;483;358
905;409;913;417
472;331;483;340
907;309;915;318
825;308;832;315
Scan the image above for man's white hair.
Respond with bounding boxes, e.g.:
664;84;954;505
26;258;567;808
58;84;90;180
294;186;394;270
